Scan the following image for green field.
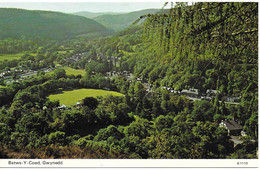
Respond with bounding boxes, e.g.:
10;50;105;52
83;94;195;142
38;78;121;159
64;66;85;76
46;66;85;76
0;52;37;61
48;88;124;106
0;85;7;89
0;53;23;61
57;50;74;54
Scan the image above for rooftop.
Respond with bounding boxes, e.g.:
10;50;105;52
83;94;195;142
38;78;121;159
223;119;243;131
181;88;199;95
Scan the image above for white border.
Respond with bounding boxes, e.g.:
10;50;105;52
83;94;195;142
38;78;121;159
0;159;259;168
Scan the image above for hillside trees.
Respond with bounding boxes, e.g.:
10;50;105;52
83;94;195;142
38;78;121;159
135;2;257;96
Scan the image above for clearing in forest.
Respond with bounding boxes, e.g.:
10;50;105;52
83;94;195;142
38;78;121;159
48;88;123;106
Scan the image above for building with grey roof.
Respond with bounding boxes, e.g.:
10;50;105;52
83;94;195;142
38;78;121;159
219;119;243;136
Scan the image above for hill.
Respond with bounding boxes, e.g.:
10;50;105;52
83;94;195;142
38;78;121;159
73;11;124;19
0;8;112;40
125;2;258;95
93;9;159;32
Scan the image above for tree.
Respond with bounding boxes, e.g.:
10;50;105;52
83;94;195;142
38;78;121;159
48;131;66;145
191;100;214;122
82;97;99;110
154;115;174;132
53;68;66;79
134;81;146;103
16;112;48;136
0;123;12;144
61;110;88;135
124;117;152;139
4;67;10;71
12;72;19;80
94;125;124;141
107;103;132;124
244;111;258;139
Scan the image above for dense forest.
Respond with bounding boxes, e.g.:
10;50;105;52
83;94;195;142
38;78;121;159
0;2;258;159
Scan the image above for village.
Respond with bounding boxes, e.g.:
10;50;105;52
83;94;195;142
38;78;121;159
1;51;246;146
64;52;89;63
0;67;55;84
59;51;241;105
0;50;242;107
0;50;242;104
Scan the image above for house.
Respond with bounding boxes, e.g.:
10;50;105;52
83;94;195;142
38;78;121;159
136;77;142;81
206;89;220;96
144;83;152;89
57;104;68;110
4;76;11;79
75;102;82;109
222;96;241;103
219;119;243;136
181;88;200;98
201;96;212;100
122;71;129;75
103;87;110;91
227;97;241;103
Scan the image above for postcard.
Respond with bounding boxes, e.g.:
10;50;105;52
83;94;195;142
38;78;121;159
0;0;258;168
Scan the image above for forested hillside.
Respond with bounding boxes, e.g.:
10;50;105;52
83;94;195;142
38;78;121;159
135;2;257;95
0;8;111;40
93;9;159;31
0;2;258;159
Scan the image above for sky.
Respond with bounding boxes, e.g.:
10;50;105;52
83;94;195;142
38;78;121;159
0;1;170;13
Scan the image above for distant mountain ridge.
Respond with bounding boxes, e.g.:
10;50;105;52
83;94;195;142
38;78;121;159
0;8;112;40
82;9;160;32
72;11;125;19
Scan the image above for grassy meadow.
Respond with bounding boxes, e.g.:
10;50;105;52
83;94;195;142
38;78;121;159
0;85;7;89
0;52;37;61
57;50;74;54
48;88;124;106
47;66;85;76
0;53;23;61
64;66;85;76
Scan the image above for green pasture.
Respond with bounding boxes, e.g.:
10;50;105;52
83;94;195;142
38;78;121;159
48;88;124;106
57;50;74;54
0;85;6;89
64;66;85;76
0;53;23;61
0;52;38;61
46;66;85;76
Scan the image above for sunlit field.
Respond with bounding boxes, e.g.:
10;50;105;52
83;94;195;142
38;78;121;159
48;88;124;106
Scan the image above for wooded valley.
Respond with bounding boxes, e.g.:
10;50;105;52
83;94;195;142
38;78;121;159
0;2;258;159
